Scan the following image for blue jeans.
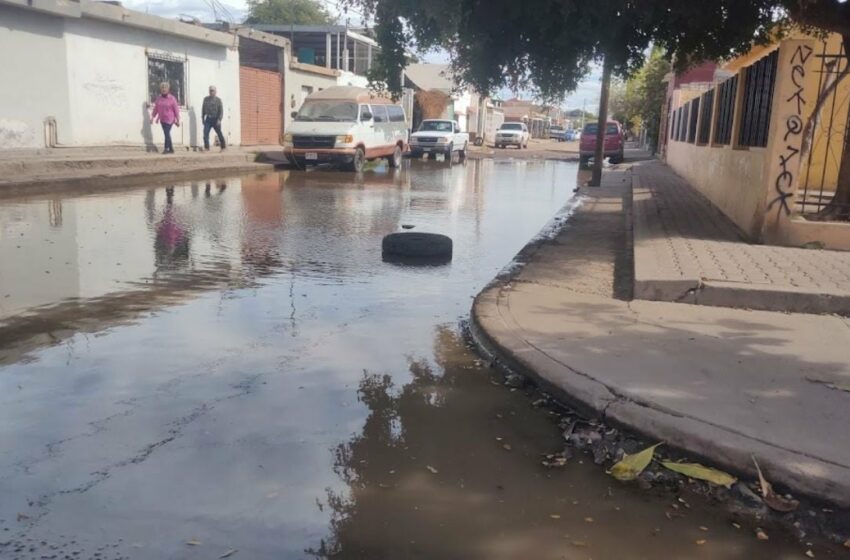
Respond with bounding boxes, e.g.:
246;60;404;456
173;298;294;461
160;122;173;153
203;118;226;149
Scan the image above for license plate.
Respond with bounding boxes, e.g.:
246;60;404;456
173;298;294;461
305;152;318;161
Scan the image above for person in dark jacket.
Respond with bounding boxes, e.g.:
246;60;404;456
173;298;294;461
202;85;226;151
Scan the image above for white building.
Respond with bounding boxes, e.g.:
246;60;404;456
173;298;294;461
403;63;478;133
0;0;241;150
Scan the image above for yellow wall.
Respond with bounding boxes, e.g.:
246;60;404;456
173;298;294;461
667;142;767;238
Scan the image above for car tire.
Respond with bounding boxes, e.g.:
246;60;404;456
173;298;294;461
346;147;366;172
389;145;402;168
445;143;454;163
459;142;467;160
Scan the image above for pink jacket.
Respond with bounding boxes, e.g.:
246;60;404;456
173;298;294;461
151;94;180;125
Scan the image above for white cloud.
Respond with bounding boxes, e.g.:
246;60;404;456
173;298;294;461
122;0;247;22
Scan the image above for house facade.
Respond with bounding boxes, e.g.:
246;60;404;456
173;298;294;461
664;33;850;250
0;0;242;150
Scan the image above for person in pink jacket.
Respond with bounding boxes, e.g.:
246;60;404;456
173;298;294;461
150;82;180;154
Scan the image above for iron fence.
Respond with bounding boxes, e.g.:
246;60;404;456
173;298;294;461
796;42;849;216
739;50;779;147
698;89;714;144
688;97;700;143
714;75;738;145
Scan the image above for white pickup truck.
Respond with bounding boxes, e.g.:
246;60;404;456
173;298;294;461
409;119;469;159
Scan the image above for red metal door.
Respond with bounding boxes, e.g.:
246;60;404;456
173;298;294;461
240;67;282;146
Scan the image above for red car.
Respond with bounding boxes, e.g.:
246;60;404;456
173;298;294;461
579;120;624;166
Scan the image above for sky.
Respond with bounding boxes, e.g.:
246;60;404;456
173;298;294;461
123;0;601;112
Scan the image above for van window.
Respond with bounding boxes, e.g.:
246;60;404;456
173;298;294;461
387;105;406;122
372;105;389;123
295;100;357;122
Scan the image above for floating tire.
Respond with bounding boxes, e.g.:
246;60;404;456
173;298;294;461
382;232;453;260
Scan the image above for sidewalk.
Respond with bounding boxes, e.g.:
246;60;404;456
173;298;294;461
471;155;850;507
0;145;283;196
633;160;850;314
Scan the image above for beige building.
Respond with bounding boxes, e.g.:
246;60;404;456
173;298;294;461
664;33;850;250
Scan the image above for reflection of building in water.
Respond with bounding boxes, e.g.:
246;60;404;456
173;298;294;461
0;201;80;318
240;173;285;275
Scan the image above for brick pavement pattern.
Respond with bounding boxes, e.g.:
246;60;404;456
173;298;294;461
632;160;850;313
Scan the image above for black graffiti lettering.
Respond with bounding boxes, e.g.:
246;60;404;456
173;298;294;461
791;64;805;88
770;46;809;218
791;44;814;65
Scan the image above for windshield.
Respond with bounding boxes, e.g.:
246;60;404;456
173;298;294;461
419;121;454;132
295;101;358;122
583;123;619;135
500;123;523;131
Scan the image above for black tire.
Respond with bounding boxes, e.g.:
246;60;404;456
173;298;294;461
389;145;402;168
459;142;467;160
445;143;454;164
382;232;453;259
346;147;366;172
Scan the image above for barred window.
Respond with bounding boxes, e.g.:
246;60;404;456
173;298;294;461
738;50;778;147
679;104;689;142
714;75;738;145
688;98;699;143
147;53;186;106
698;89;714;144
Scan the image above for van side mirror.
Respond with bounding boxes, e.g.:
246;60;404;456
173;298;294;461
291;111;298;119
361;111;373;122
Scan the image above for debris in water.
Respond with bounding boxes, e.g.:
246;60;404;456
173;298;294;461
805;550;815;558
660;461;737;488
752;456;799;512
549;514;561;519
696;539;706;545
185;540;202;546
426;465;439;474
502;444;512;451
755;528;769;541
219;549;238;558
608;443;662;481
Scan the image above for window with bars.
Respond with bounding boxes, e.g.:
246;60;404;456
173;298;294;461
738;50;778;147
678;104;689;142
688;98;699;143
147;53;186;107
713;75;738;145
698;89;714;144
670;109;678;140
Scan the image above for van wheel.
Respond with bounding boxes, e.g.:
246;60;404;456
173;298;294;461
347;147;365;172
389;145;402;168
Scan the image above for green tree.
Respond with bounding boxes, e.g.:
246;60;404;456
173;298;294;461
245;0;333;25
610;48;669;152
346;0;850;209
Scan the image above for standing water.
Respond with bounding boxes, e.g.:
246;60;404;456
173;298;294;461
0;160;813;559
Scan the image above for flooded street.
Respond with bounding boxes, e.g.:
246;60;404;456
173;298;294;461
0;160;813;559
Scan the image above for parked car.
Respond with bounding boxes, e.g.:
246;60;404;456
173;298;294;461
409;119;469;159
579;120;624;166
563;129;578;141
282;86;408;172
495;122;529;149
549;125;565;141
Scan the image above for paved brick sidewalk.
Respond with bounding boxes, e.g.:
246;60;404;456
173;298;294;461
472;160;850;508
633;160;850;314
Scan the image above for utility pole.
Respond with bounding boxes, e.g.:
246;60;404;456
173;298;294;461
590;55;612;187
580;99;586;130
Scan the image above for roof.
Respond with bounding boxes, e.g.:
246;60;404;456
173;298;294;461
250;24;378;47
404;64;455;93
307;86;394;104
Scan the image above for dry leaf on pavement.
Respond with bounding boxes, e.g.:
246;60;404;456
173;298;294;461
426;465;438;474
608;443;662;481
185;540;202;546
660;461;737;488
219;549;238;558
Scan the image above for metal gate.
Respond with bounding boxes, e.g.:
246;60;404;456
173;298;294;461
795;42;850;216
240;67;282;146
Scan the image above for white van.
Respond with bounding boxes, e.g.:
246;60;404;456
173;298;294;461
283;86;408;172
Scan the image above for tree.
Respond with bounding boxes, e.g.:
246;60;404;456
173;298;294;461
345;0;850;213
245;0;333;25
609;48;670;152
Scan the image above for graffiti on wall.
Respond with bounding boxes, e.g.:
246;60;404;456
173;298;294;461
768;44;813;216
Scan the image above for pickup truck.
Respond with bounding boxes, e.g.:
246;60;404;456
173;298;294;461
409;120;469;159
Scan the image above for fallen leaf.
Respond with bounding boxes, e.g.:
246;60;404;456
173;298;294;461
756;528;769;541
571;541;587;547
661;461;737;488
805;550;815;558
426;465;438;474
699;526;709;532
732;523;741;530
502;444;512;451
220;549;238;558
186;540;202;546
696;539;706;545
550;514;561;519
584;517;594;523
608;443;663;481
752;456;799;512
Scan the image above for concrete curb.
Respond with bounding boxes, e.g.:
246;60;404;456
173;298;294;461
469;171;850;508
